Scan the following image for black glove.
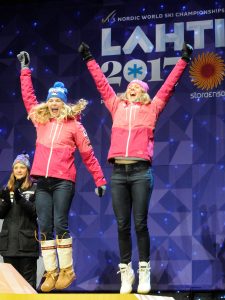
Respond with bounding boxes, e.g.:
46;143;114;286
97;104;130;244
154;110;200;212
17;51;30;69
181;42;193;63
0;187;11;217
14;178;24;191
14;179;25;201
0;188;11;204
78;42;93;62
95;185;106;197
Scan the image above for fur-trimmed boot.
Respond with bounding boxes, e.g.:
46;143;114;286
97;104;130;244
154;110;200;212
118;262;135;294
55;237;76;290
137;261;151;294
40;239;59;292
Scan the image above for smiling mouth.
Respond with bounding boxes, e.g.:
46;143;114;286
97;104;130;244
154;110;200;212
51;108;59;113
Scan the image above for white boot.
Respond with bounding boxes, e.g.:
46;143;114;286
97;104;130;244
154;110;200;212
137;261;151;294
55;237;76;290
40;239;59;292
118;262;135;294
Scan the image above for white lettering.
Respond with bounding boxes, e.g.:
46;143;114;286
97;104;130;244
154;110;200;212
156;23;184;52
190;90;225;99
123;26;154;54
186;20;213;49
101;18;225;56
215;19;225;47
102;28;121;56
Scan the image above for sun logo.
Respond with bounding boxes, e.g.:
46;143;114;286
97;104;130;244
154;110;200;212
189;52;225;90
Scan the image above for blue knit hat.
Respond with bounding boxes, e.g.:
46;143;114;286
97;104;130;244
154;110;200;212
46;81;68;103
13;153;30;169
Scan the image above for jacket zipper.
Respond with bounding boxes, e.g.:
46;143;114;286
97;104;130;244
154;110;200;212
125;105;134;157
45;122;59;177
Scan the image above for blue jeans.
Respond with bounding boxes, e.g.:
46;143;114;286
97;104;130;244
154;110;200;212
111;161;154;264
35;177;75;240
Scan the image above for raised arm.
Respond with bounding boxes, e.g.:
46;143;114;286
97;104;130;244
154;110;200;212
151;42;193;115
17;51;39;114
78;42;119;115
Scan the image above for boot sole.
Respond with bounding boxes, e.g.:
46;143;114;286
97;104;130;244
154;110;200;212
55;275;76;290
40;285;56;293
137;288;151;294
120;275;135;294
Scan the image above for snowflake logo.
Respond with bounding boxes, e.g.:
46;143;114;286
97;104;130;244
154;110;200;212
124;59;147;82
128;64;143;78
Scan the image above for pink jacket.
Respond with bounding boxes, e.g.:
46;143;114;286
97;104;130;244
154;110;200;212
87;59;188;163
20;68;106;186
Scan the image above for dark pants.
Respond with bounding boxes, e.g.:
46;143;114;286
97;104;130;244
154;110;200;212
35;177;75;240
3;256;37;289
111;161;154;264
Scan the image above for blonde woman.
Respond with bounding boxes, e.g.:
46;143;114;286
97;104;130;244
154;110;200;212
0;153;38;289
17;51;107;292
79;42;193;294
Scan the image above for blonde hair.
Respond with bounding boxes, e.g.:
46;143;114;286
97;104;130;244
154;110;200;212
7;169;32;192
28;98;88;124
118;89;151;105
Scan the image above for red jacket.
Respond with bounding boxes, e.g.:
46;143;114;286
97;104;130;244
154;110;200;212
87;58;188;162
20;68;106;186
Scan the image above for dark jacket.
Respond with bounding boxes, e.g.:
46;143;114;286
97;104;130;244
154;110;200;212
0;182;39;257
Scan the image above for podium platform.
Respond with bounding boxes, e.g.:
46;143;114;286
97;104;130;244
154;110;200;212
0;263;175;299
0;295;175;300
0;263;37;294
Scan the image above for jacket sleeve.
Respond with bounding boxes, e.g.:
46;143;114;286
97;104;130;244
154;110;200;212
74;121;107;187
0;190;11;219
86;59;119;116
16;184;37;220
17;195;37;220
151;58;188;115
20;68;39;116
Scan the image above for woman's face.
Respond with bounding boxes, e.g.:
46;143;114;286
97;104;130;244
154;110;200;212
47;97;64;118
13;163;28;180
126;83;143;102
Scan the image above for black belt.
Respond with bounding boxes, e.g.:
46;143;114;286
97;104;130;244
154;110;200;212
113;160;151;171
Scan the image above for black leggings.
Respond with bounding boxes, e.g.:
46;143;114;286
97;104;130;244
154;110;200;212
111;161;154;263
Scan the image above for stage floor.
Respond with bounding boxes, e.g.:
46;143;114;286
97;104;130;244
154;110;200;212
1;291;224;300
3;262;222;299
